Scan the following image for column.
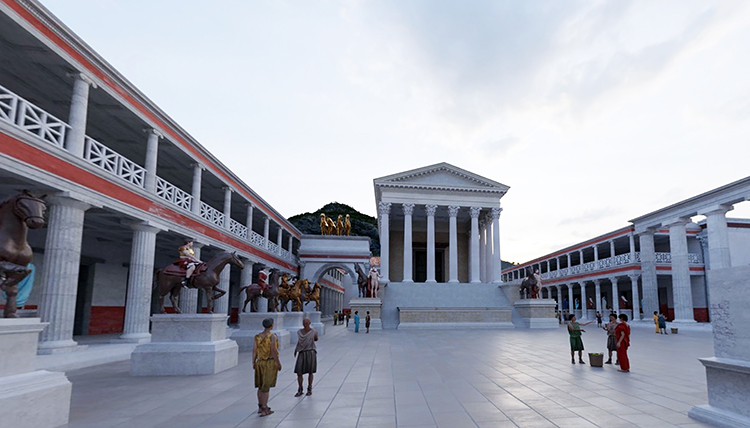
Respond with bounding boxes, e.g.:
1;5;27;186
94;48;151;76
66;73;96;157
580;280;588;320
288;235;293;254
555;285;561;308
639;231;659;318
277;228;283;253
448;206;460;283
240;258;259;312
223;187;232;229
479;219;486;282
629;274;641;321
214;265;231;315
402;203;415;283
567;283;574;314
245;204;254;237
594;244;599;264
37;195;91;354
263;216;270;249
181;242;202;313
701;205;733;269
483;216;492;282
191;164;203;215
595;279;602;313
143;129;162;193
469;207;481;283
610;240;616;261
629;233;636;263
668;219;695;322
121;223;162;343
610;276;620;313
491;207;503;283
378;202;391;283
425;204;437;283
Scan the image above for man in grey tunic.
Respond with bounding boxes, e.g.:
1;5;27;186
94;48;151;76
294;318;318;396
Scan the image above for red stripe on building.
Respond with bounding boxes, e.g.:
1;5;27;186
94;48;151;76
320;279;345;292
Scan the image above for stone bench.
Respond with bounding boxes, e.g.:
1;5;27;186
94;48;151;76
397;307;513;329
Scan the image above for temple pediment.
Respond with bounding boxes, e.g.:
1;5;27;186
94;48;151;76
374;162;509;194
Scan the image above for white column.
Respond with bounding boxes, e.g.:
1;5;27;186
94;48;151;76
609;240;615;261
402;203;415;283
191;164;203;215
240;258;255;311
37;195;91;354
639;231;659;317
223;187;232;229
595;279;602;313
121;223;161;343
629;274;641;321
263;216;270;249
567;283;574;313
143;129;162;193
469;207;481;283
594;244;599;263
668;219;695;322
277;228;283;253
491;207;503;283
610;277;620;313
478;219;486;282
378;202;391;283
245;203;254;236
629;233;636;263
214;265;231;315
448;206;460;283
181;243;202;313
66;73;96;157
288;235;293;254
555;285;561;308
580;281;588;320
425;204;437;283
701;205;733;269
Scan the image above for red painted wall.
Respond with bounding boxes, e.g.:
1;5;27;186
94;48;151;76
88;306;125;335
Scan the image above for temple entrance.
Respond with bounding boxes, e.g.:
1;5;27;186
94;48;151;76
413;244;446;283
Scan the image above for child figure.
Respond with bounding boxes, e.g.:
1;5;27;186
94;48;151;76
653;311;659;334
658;312;668;334
568;314;595;364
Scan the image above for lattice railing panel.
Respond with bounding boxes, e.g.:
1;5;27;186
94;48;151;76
655;252;671;263
155;176;192;211
614;254;631;265
268;242;280;254
83;137;145;187
200;202;225;227
688;253;703;264
249;231;265;248
229;218;248;239
15;99;69;148
0;85;19;124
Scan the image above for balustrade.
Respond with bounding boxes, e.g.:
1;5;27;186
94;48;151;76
249;230;266;248
228;218;248;239
1;84;69;148
655;252;671;263
268;241;280;254
199;202;225;227
688;253;702;264
84;137;146;187
614;253;631;266
155;177;192;211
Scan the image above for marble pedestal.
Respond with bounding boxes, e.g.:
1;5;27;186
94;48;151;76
131;314;238;376
348;298;382;331
285;312;305;344
303;311;325;335
689;266;750;428
514;299;558;329
230;312;290;351
0;318;72;428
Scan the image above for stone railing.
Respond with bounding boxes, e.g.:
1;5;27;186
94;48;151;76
199;202;225;227
249;230;266;248
155;177;193;211
1;83;69;148
228;219;248;239
84;137;146;188
267;241;280;254
614;253;631;266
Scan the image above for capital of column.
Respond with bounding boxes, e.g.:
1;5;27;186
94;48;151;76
628;274;640;281
490;207;502;220
608;276;618;284
402;203;415;216
469;207;482;219
68;72;98;88
144;128;164;139
46;193;94;211
448;205;461;217
425;204;438;217
121;219;167;234
378;201;392;216
698;204;734;217
664;217;692;228
192;163;205;171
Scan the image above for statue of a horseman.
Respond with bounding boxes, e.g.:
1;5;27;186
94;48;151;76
237;267;282;313
519;267;542;299
0;191;46;318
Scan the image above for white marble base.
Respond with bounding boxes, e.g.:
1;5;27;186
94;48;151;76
303;311;325;335
690;404;750;428
349;297;383;331
130;314;238;376
230;312;290;351
397;321;513;330
514;299;558;329
284;312;305;344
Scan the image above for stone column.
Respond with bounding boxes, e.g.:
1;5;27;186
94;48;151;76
610;276;620;313
378;202;391;283
37;195;91;354
483;216;493;283
701;205;733;270
288;235;293;254
181;243;202;313
245;204;254;236
277;229;283;254
425;204;438;283
639;231;659;318
580;280;588;320
478;219;486;282
402;203;415;283
121;223;162;343
448;206;460;283
469;207;481;283
143;129;162;193
629;274;641;321
595;279;602;313
263;216;270;249
191;164;203;215
491;207;503;283
668;219;695;322
214;265;231;315
555;285;561;308
629;233;636;263
223;187;232;229
594;245;599;266
66;73;96;157
240;258;255;312
567;284;574;314
609;240;615;262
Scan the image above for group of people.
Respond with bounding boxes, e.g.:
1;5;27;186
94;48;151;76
567;312;631;372
332;310;372;333
251;317;319;417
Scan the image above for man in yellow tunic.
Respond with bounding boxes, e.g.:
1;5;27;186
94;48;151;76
252;318;281;417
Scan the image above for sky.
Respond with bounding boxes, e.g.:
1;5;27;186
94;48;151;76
42;0;750;263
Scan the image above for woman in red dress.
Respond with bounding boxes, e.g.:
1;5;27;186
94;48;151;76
615;313;631;372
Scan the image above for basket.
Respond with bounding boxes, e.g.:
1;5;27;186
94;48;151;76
588;353;604;367
671;328;678;334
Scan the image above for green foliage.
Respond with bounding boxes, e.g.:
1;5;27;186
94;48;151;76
288;202;381;255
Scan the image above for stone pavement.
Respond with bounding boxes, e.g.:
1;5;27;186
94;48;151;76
61;322;715;428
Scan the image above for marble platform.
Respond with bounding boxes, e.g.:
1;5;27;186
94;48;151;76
397;307;513;329
230;312;290;351
514;298;558;329
349;297;383;330
303;310;325;335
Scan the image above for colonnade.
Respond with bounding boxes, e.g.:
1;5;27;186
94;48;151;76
542;274;642;321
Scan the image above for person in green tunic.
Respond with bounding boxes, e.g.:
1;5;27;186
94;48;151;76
568;314;594;364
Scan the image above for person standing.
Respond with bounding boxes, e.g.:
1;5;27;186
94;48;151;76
616;313;631;372
354;311;360;333
294;318;318;397
595;311;603;328
365;311;371;333
653;311;660;334
658;312;668;334
568;314;594;364
252;318;281;417
603;313;619;365
333;311;338;326
345;312;350;327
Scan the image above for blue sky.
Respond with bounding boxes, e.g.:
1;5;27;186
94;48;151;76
43;0;750;262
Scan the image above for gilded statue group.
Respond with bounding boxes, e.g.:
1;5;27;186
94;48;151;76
237;271;321;313
320;213;351;236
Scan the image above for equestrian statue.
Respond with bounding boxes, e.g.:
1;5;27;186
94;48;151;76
519;267;541;299
302;281;322;311
237;267;281;313
355;263;369;298
279;276;306;312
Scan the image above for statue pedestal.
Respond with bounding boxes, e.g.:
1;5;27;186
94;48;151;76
0;318;72;428
348;298;382;330
131;314;238;376
303;311;325;335
285;312;305;344
514;299;558;329
689;266;750;427
230;312;290;351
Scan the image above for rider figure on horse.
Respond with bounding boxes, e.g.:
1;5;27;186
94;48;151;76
257;267;270;293
174;239;202;288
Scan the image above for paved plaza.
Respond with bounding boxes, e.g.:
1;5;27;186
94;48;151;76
61;323;715;428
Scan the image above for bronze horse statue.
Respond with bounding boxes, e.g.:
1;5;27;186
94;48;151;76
154;251;244;313
279;278;306;312
0;191;46;318
237;268;281;313
355;263;368;298
302;281;321;311
519;267;539;299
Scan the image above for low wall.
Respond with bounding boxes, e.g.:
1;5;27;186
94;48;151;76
397;307;512;329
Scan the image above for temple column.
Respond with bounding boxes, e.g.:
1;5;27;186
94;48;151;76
701;205;733;269
479;219;486;282
491;207;503;283
143;129;162;193
668;219;695;322
191;164;203;215
610;277;620;313
181;242;202;313
629;274;641;321
580;280;588;320
469;207;481;283
448;206;460;283
37;195;91;354
121;222;162;343
378;202;391;283
214;265;231;315
483;216;492;282
263;216;270;249
66;73;96;157
425;204;437;283
402;203;415;283
639;231;659;318
223;187;232;230
595;279;602;313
